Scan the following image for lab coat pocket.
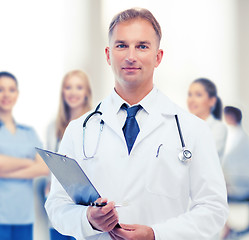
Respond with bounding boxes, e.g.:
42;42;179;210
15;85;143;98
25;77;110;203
146;146;189;199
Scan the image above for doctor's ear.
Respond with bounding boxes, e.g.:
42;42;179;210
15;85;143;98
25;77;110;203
155;49;163;68
105;47;111;66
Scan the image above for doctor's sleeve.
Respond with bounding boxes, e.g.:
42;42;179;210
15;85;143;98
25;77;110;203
152;122;229;240
45;121;102;239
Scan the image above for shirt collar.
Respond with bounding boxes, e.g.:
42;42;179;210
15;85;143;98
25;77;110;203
111;86;157;114
111;89;127;114
0;119;23;129
206;114;216;123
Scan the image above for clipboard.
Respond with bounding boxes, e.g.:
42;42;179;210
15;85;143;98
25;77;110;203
36;147;101;206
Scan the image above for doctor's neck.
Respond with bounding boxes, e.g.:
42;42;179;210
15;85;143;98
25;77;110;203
115;82;153;105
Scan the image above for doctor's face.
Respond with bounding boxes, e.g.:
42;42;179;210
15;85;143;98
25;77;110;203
0;77;18;113
187;82;216;119
105;19;163;93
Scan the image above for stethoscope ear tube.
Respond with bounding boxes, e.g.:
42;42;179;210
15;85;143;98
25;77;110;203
175;115;192;163
83;103;102;128
83;111;102;128
174;115;185;148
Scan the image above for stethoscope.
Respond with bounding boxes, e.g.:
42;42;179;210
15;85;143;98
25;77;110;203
82;103;103;160
174;115;192;163
82;103;192;163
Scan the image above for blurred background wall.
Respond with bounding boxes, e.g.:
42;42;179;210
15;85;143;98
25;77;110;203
0;0;248;239
1;0;248;144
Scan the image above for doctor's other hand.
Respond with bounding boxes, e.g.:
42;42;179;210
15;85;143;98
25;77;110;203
109;224;155;240
87;198;119;232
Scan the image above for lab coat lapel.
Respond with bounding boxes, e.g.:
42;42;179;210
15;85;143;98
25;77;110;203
134;112;165;147
133;92;178;149
100;96;124;140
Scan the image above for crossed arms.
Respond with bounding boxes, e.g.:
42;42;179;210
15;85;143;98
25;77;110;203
0;153;49;179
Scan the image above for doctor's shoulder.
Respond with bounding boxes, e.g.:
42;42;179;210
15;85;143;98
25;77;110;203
163;95;213;139
158;91;210;132
158;90;208;128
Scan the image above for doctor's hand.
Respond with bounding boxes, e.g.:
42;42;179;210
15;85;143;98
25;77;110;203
109;224;155;240
87;198;119;232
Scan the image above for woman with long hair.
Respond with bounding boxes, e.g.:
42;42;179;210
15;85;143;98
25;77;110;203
187;78;227;159
47;70;92;151
45;70;92;240
0;71;49;240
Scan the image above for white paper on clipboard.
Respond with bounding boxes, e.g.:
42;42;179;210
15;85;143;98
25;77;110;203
36;147;101;205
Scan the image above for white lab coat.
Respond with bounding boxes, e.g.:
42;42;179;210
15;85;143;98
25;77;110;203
45;89;228;240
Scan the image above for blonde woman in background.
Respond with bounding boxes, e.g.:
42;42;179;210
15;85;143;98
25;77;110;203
45;70;92;240
47;70;92;152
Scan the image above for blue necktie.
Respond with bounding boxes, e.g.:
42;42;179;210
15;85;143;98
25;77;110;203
122;104;142;154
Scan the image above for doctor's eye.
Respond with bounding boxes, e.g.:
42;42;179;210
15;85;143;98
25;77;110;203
137;44;148;50
116;44;128;49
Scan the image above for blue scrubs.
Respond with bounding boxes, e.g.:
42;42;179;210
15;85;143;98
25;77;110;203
0;121;42;240
50;228;76;240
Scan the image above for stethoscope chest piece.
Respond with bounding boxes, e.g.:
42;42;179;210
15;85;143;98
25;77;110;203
178;148;192;163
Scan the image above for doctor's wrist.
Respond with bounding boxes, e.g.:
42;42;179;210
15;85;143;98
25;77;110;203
87;207;101;231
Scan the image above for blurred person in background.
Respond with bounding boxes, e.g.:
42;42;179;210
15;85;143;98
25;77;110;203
0;71;49;240
187;78;227;240
221;106;249;239
46;70;92;152
187;78;227;161
45;70;92;240
223;106;249;201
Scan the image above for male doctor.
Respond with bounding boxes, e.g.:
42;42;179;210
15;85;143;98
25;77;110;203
45;8;229;240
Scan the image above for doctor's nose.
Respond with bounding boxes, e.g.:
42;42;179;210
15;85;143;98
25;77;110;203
125;48;137;63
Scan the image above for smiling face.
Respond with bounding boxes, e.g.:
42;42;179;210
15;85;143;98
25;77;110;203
0;76;19;113
105;18;163;95
187;82;216;119
62;74;88;110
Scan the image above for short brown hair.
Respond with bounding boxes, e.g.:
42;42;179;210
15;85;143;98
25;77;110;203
109;8;162;43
